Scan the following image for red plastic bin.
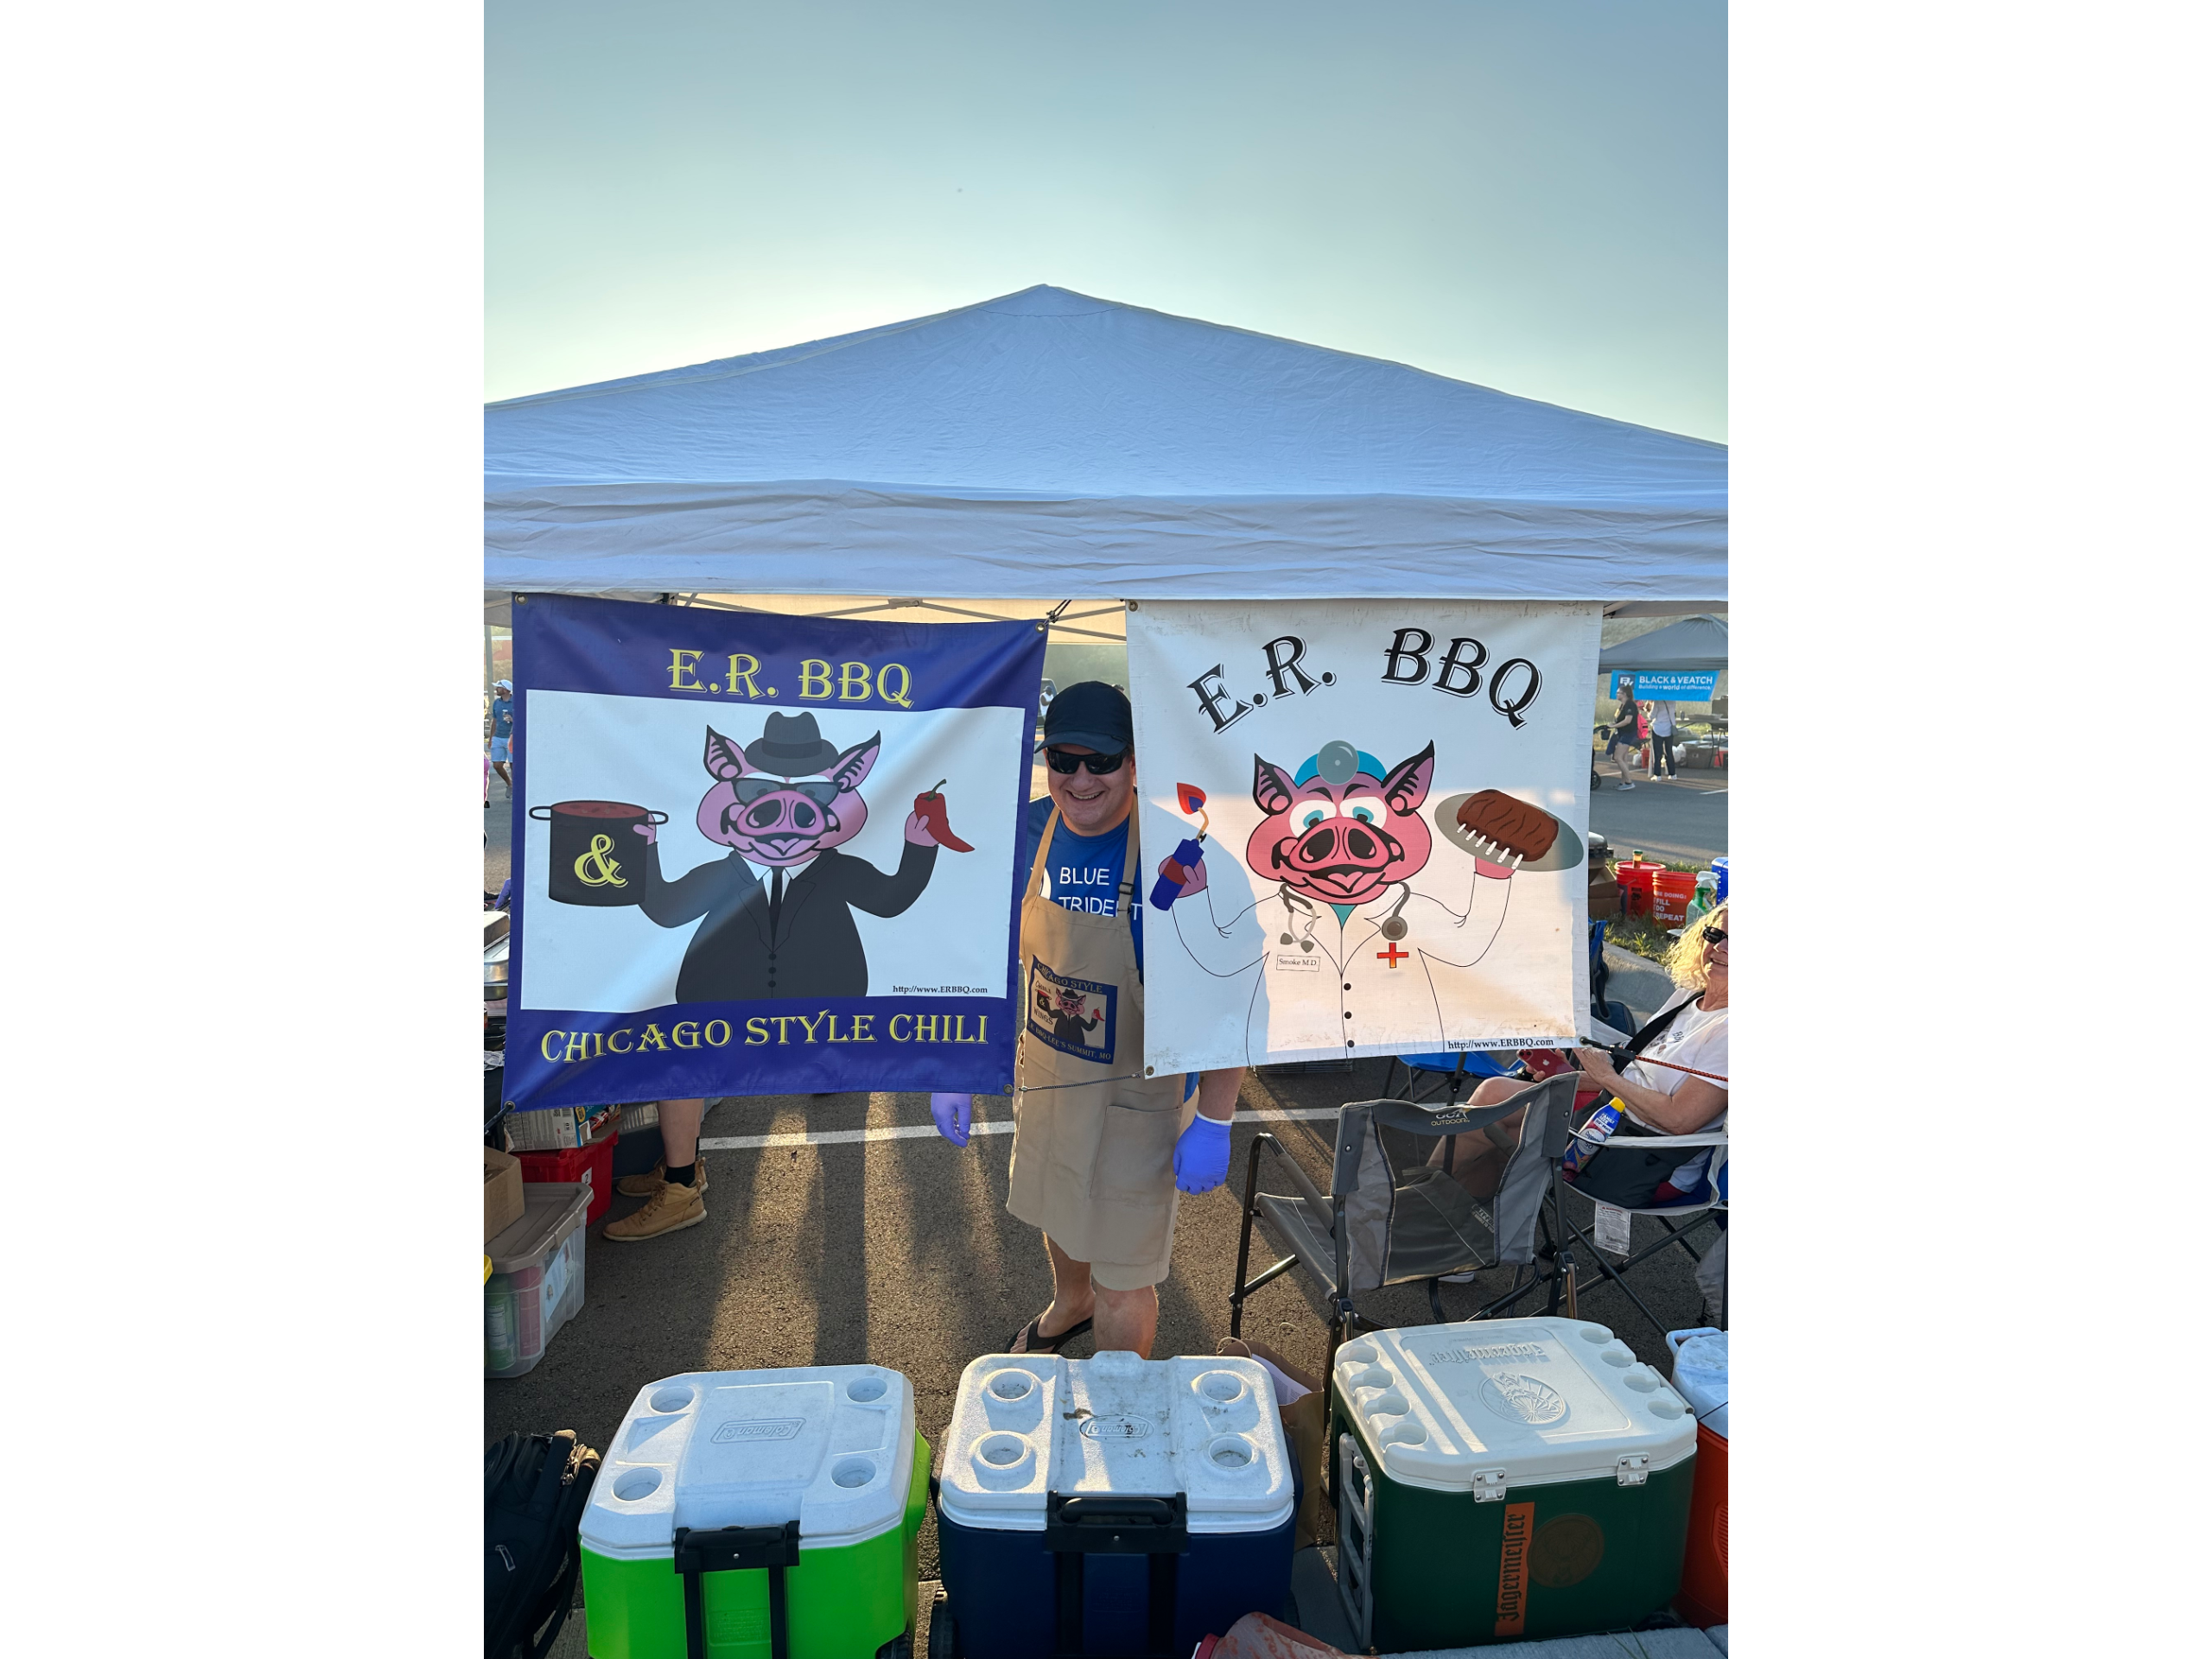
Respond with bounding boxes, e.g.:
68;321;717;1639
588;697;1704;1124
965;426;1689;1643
516;1131;616;1224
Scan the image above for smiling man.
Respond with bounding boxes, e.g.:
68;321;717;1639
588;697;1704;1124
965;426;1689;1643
929;681;1243;1359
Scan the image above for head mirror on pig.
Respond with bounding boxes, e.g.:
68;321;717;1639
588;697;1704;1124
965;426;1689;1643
1248;741;1436;906
696;722;880;868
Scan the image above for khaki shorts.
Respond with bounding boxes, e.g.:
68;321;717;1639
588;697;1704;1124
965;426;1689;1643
1084;1236;1179;1294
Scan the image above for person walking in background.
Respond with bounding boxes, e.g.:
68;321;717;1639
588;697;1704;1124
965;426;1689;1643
488;679;516;798
1645;696;1678;779
1605;677;1642;789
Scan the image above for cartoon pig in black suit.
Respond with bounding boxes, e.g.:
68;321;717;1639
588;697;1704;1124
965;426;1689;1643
631;713;938;1001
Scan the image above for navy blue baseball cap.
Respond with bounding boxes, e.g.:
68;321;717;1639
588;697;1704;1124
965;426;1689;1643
1039;681;1133;754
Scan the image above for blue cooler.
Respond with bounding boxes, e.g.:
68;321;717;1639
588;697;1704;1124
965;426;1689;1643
933;1350;1295;1659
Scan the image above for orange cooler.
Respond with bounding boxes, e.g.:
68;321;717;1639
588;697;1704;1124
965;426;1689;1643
1666;1328;1727;1627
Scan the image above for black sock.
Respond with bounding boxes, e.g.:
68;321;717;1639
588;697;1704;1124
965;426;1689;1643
665;1161;696;1188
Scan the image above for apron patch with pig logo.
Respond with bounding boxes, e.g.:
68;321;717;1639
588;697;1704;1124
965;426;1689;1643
1026;957;1117;1062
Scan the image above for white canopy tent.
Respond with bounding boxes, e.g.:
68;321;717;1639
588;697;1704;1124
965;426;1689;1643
485;286;1725;618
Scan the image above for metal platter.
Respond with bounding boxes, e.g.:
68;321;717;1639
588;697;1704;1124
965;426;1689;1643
1432;791;1585;873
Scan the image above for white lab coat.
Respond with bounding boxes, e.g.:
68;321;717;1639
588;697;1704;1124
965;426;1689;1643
1167;863;1517;1065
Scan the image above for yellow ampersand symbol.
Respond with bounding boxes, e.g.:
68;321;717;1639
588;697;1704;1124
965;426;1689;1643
574;833;626;888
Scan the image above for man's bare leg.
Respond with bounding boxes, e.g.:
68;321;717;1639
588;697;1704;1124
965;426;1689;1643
1092;1281;1158;1359
1014;1233;1095;1349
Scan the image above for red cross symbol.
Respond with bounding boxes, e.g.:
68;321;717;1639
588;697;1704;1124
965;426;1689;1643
1376;942;1410;969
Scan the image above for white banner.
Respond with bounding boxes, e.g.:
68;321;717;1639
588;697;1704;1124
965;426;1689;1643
1127;600;1602;1072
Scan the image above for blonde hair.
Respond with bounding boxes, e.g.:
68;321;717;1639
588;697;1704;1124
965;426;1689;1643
1663;899;1728;991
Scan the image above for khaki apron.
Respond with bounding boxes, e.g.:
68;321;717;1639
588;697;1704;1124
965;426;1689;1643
1005;805;1195;1289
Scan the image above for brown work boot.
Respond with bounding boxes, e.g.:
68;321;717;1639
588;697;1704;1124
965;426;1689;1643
613;1160;708;1200
603;1175;706;1241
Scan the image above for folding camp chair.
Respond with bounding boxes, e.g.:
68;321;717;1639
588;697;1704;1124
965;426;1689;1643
1554;1128;1729;1336
1226;1073;1584;1384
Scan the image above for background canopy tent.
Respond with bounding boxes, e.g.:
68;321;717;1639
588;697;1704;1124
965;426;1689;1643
1594;613;1729;671
486;286;1725;613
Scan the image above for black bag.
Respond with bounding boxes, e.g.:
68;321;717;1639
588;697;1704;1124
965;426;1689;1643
486;1429;601;1659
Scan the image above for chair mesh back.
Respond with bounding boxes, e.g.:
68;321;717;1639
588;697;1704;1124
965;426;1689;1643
1490;1074;1576;1266
1325;1072;1577;1287
1332;1103;1395;1294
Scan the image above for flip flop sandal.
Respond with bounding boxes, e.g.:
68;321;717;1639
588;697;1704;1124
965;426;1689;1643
1007;1313;1094;1354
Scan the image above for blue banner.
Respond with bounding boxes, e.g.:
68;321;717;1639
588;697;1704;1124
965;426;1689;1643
1608;670;1718;701
505;594;1045;1109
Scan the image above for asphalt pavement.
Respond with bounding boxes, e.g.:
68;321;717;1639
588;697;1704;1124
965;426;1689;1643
1586;761;1728;868
485;1023;1713;1586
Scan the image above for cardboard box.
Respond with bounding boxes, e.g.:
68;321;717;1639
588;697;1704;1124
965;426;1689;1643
505;1103;620;1151
484;1146;524;1242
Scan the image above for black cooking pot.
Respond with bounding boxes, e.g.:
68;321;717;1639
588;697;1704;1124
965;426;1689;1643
531;800;668;906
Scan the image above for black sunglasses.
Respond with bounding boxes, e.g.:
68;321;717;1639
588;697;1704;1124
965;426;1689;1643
734;776;842;806
1044;747;1128;775
1701;925;1728;946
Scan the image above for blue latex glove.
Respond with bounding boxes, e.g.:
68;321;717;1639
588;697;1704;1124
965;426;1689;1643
929;1092;973;1147
1173;1112;1231;1193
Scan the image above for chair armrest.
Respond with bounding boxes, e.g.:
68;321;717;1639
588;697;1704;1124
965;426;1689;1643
1603;1131;1728;1149
1256;1134;1332;1216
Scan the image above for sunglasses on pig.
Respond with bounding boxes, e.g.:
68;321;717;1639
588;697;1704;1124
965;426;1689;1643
734;776;844;807
1045;747;1128;775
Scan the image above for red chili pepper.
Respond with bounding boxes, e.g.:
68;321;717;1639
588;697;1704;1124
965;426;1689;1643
912;780;974;852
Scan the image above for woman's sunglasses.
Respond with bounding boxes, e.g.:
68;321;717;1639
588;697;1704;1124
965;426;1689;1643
1045;747;1128;775
1701;926;1728;946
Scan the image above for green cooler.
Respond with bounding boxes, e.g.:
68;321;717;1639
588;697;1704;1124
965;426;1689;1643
579;1367;929;1659
1330;1318;1696;1650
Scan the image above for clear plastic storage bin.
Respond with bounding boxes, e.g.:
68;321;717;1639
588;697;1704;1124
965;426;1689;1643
485;1181;589;1378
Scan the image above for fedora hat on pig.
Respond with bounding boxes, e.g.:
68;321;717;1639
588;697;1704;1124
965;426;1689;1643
743;711;844;777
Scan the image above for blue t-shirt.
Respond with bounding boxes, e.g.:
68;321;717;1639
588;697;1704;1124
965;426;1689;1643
1021;797;1144;976
491;696;514;738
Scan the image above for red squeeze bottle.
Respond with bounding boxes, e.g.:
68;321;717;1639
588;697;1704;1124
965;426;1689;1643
912;780;973;852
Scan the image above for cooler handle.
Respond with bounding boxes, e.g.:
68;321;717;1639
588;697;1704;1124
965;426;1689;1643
671;1521;800;1659
528;806;554;820
1043;1493;1187;1658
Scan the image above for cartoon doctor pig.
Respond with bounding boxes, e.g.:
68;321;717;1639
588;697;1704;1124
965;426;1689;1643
1159;739;1552;1062
629;713;966;1001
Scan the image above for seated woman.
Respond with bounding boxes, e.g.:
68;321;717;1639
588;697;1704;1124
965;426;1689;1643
1431;902;1729;1205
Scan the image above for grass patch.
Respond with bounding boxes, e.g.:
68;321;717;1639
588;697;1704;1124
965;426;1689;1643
1604;912;1677;963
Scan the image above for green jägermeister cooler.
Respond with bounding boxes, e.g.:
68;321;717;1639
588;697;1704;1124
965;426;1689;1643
1329;1318;1696;1650
579;1367;929;1659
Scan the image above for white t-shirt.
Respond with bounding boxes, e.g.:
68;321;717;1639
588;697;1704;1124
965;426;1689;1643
1649;701;1676;736
1623;986;1727;1134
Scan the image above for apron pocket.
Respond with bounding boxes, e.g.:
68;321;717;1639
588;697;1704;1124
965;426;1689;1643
1089;1098;1184;1207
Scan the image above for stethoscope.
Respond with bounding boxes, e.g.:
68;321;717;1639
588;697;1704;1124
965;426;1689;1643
1276;882;1411;951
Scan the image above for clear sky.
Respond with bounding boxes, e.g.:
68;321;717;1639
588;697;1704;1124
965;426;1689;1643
488;2;1725;439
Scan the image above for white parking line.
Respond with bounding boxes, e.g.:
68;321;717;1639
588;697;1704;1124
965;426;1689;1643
698;1106;1340;1152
